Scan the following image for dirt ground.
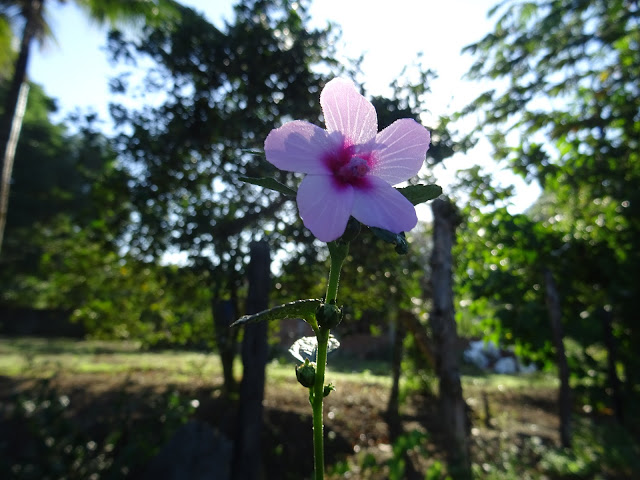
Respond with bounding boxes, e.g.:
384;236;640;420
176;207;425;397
0;369;563;479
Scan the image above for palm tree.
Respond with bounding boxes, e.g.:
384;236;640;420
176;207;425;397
0;0;177;254
0;6;17;78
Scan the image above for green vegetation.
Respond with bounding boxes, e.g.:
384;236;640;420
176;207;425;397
3;337;635;479
0;337;396;386
0;337;223;379
1;376;198;480
1;0;639;477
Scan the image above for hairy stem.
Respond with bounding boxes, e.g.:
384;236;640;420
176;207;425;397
325;241;349;303
311;327;330;480
311;240;349;479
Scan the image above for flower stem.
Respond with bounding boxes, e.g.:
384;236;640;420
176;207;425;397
312;326;329;480
326;241;349;303
311;241;349;480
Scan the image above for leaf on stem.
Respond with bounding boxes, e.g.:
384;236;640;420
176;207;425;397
240;149;265;156
231;298;322;327
289;335;341;363
396;184;442;205
239;176;297;197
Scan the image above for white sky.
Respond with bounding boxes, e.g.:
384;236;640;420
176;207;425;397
27;0;541;214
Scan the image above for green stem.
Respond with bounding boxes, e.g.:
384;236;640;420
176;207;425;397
326;241;349;303
312;327;329;480
311;241;349;480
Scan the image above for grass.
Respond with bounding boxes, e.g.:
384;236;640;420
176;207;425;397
1;336;558;392
463;371;558;390
1;336;638;479
0;336;224;380
0;336;398;389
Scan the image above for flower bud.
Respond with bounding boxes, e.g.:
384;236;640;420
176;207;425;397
316;303;343;329
394;233;408;255
323;383;335;397
295;359;316;388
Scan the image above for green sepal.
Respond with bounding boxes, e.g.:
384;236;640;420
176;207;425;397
370;227;409;255
239;176;297;197
396;184;442;205
231;298;322;327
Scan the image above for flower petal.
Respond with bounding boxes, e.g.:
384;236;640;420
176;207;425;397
264;120;335;174
371;119;430;185
321;78;377;146
297;174;354;242
351;176;418;233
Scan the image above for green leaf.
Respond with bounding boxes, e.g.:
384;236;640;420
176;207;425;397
241;149;265;156
239;176;297;197
396;184;442;205
231;298;322;327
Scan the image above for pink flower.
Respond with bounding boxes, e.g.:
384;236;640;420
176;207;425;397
264;78;431;242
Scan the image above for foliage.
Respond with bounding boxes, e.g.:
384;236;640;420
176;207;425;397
39;230;213;348
327;430;451;480
5;222;213;347
0;0;179;255
105;0;339;301
0;13;13;77
0;376;198;480
0;82;213;348
457;0;640;421
471;416;640;479
454;200;556;364
539;418;640;478
3;338;639;478
0;83;129;307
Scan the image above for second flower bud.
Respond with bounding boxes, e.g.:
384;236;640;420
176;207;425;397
316;302;343;329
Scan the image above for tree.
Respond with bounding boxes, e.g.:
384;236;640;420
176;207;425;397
430;198;471;477
0;82;207;348
462;0;640;426
543;266;572;448
0;81;129;306
0;10;13;76
0;0;177;253
104;0;339;391
232;241;270;480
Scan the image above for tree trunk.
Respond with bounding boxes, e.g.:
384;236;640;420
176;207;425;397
0;0;42;254
231;241;270;480
399;310;436;369
386;311;405;442
601;306;623;423
213;297;239;395
543;267;572;449
430;198;471;478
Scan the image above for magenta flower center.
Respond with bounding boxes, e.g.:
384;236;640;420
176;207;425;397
325;144;373;188
337;157;370;181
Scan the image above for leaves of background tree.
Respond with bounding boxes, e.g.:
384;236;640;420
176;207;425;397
459;0;640;411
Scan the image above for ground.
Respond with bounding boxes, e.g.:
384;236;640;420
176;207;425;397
0;338;636;479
